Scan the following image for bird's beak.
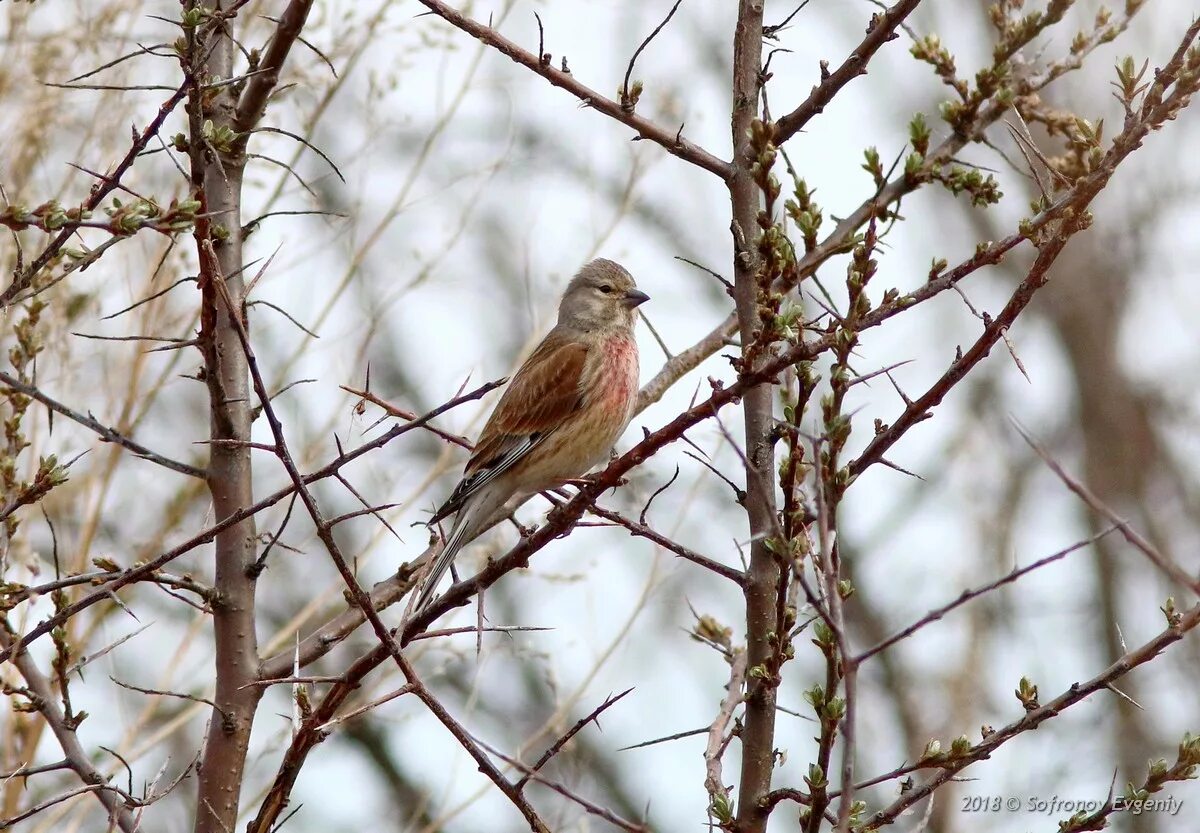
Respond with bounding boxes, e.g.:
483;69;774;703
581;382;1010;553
622;288;650;308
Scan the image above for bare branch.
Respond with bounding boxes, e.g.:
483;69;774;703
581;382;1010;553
620;0;685;113
414;0;731;179
0;80;190;307
0;370;205;479
515;687;634;790
470;733;649;832
233;0;317;136
584;502;745;584
704;648;746;824
1017;424;1200;596
774;0;923;144
0;630;138;832
0;378;503;667
856;527;1120;664
862;602;1200;830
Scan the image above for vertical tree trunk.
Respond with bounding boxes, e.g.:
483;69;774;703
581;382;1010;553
187;4;262;832
729;3;780;832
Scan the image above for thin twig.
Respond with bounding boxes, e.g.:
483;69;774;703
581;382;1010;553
0;631;139;832
110;676;228;718
774;0;922;144
1016;423;1200;596
861;602;1200;830
0;370;204;479
620;0;685;112
0;80;190;307
416;0;730;179
516;688;634;790
0;379;503;666
855;527;1120;663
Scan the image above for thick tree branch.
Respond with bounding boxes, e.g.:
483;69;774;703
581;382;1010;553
205;262;550;832
183;1;315;829
728;4;782;832
233;0;316;137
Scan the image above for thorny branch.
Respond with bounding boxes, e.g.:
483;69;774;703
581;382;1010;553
0;378;504;667
619;0;1151;408
232;0;317;137
1019;424;1200;597
850;13;1200;480
0;82;190;308
0;370;205;479
855;528;1119;664
205;259;551;831
515;687;634;791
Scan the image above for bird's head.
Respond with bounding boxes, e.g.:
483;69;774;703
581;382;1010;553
557;258;649;332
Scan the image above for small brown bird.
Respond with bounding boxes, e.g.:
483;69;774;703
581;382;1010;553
412;259;648;613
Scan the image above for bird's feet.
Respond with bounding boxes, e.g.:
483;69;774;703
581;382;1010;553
564;473;628;491
512;518;538;538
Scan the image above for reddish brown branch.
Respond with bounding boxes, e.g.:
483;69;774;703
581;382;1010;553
585;502;745;585
861;601;1200;830
414;0;731;179
208;264;549;832
855;528;1118;664
0;82;189;308
849;19;1200;479
0;380;502;667
515;687;634;791
774;0;922;145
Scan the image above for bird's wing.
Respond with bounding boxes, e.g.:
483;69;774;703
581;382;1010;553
429;332;588;524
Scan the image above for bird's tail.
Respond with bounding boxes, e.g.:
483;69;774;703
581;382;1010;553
410;502;480;615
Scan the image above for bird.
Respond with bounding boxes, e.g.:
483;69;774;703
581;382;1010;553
410;258;648;614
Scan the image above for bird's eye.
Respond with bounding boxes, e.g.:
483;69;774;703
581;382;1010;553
599;284;613;294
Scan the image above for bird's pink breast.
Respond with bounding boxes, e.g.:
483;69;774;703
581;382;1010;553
517;331;639;488
599;333;639;416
